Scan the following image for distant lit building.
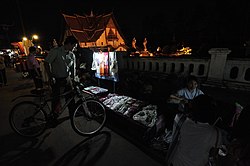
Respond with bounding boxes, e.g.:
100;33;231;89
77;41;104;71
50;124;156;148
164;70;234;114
62;11;128;52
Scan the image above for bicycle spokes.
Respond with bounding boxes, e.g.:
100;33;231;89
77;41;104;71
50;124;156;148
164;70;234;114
9;101;47;137
83;103;93;119
72;99;106;136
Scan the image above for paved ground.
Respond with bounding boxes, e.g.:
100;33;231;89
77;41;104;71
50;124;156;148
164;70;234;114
0;68;164;166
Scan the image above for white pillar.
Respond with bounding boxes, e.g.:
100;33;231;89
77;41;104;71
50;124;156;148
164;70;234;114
207;48;231;83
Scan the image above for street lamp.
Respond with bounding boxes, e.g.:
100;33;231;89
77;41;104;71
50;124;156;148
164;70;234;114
32;34;39;40
31;34;39;47
22;37;28;41
22;34;39;55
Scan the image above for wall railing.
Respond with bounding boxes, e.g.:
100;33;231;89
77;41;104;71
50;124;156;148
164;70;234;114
117;48;250;90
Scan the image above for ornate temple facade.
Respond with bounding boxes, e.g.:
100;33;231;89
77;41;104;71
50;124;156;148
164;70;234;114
62;11;128;51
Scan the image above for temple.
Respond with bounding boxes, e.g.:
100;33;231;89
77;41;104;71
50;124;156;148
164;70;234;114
62;11;128;52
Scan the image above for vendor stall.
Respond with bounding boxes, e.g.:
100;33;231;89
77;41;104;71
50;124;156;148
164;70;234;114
91;51;118;92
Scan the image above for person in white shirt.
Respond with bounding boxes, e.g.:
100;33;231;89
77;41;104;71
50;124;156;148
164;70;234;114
144;76;204;145
167;94;222;166
44;36;78;119
169;75;204;105
163;75;204;130
145;76;204;144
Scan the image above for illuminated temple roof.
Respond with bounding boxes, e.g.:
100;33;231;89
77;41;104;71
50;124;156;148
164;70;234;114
62;12;125;43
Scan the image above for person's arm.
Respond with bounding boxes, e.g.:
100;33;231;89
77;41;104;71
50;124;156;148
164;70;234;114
44;60;56;85
44;49;57;78
199;89;204;95
169;94;184;101
170;94;188;103
44;61;53;78
32;56;41;77
169;89;188;103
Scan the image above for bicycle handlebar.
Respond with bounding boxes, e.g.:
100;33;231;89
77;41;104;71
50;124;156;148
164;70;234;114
72;80;94;97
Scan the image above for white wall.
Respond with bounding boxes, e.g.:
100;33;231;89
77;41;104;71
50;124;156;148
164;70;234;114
117;48;250;90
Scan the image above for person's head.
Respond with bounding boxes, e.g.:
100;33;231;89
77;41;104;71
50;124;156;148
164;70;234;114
64;36;78;52
29;46;36;55
186;75;199;91
190;94;218;125
53;39;58;48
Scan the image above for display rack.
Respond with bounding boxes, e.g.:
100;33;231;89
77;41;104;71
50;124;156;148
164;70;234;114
92;51;119;93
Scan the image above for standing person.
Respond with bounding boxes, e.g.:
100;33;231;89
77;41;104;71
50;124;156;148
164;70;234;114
4;54;10;68
44;36;78;119
27;46;43;92
0;54;7;87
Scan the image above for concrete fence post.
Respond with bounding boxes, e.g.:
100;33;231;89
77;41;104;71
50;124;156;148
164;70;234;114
207;48;231;84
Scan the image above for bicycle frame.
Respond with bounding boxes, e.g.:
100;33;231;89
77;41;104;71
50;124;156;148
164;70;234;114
11;94;45;102
10;82;107;137
11;84;96;117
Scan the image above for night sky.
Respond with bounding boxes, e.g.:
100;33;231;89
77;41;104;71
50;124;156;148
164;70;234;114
1;0;250;53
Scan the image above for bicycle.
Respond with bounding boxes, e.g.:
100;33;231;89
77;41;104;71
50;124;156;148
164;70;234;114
9;81;107;138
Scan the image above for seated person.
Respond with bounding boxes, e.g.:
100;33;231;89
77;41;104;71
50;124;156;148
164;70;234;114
168;75;204;112
166;94;223;166
160;75;204;130
144;75;204;143
220;104;250;166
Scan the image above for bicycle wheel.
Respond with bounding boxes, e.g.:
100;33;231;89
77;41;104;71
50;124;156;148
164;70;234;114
71;99;106;136
9;101;47;137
